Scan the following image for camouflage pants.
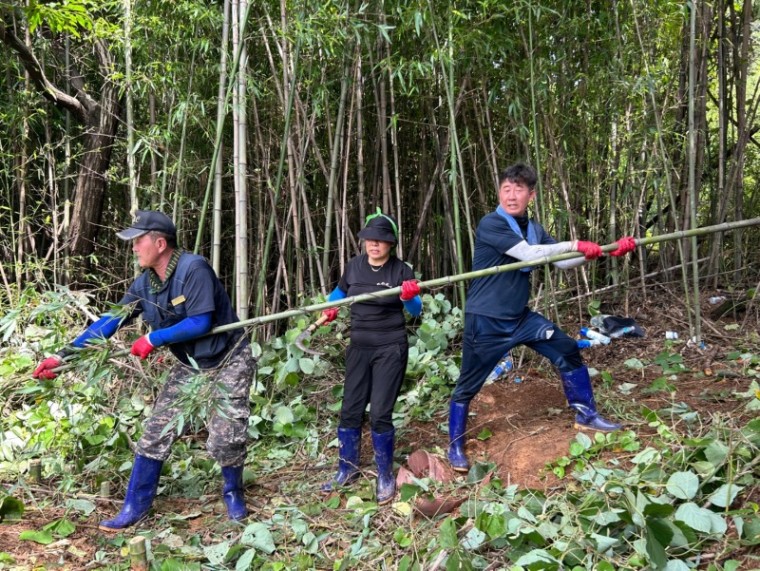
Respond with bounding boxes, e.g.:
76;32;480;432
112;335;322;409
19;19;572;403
135;348;256;467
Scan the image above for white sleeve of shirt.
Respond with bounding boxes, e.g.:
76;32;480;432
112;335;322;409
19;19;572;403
504;240;586;269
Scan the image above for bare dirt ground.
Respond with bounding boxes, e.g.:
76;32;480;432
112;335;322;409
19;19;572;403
2;289;758;569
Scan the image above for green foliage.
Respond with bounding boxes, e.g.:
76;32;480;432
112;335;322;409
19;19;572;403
401;293;462;421
2;286;760;569
21;0;94;36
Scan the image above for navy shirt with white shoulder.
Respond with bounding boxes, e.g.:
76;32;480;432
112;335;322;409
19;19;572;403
465;212;556;320
338;254;415;347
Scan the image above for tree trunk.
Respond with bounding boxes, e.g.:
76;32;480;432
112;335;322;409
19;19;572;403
1;27;121;263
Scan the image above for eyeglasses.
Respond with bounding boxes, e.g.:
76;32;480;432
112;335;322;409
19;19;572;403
365;207;398;239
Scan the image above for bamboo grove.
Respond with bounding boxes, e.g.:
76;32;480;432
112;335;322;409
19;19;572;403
1;0;758;332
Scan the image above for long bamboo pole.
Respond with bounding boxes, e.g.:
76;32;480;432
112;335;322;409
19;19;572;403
50;217;760;373
213;217;760;332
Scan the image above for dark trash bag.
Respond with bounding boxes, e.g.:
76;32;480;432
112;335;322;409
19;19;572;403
602;315;645;338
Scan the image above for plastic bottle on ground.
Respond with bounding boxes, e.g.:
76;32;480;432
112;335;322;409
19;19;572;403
580;327;611;345
609;325;636;339
577;339;601;349
484;352;513;384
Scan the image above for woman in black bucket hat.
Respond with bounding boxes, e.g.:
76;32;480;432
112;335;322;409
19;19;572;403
319;208;422;505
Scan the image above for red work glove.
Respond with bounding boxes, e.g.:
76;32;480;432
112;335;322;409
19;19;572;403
321;308;339;324
32;355;63;380
400;280;421;301
131;335;156;359
609;236;637;257
575;240;603;260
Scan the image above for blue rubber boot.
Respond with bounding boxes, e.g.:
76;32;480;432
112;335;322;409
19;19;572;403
561;366;622;432
321;427;361;493
371;429;395;505
99;454;163;532
448;401;470;472
222;465;247;520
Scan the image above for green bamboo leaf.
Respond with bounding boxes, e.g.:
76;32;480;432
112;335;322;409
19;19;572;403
666;471;699;500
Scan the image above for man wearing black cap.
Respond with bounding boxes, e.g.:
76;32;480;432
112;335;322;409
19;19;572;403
32;210;256;530
319;208;422;505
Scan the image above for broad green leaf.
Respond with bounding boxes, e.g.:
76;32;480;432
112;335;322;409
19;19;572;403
631;447;660;465
674;503;727;534
298;358;315;375
645;517;673;570
394;527;412;547
19;529;54;544
664;560;690;571
666;471;699;500
274;406;294;425
438;517;459;549
514;548;560;568
461;527;486;550
708;483;742;508
704;440;729;467
241;523;276;554
740;514;760;544
43;518;76;538
643;503;675;518
392;501;413;517
235;548;257;571
345;496;364;509
624;358;645;370
203;541;230;566
591;533;618;552
575;431;593;449
592;511;622;526
477;428;492;441
482;513;507;539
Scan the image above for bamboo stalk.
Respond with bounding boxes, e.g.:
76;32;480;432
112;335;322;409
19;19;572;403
128;535;148;570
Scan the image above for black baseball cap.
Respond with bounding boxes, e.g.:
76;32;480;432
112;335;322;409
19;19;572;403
357;209;398;244
116;210;177;240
